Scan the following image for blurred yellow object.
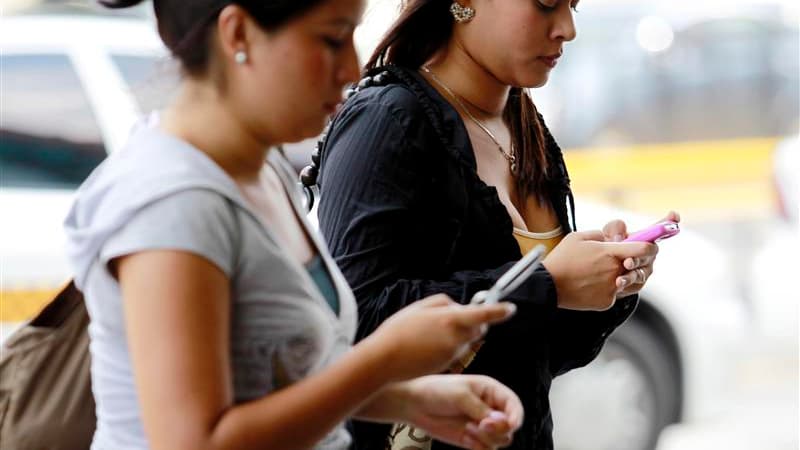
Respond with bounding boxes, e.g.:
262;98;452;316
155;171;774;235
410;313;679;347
1;288;61;322
564;137;778;221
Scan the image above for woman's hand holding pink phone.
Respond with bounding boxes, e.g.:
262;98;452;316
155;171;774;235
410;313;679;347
604;211;681;296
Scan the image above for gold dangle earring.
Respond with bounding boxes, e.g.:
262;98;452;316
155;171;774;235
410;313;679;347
450;2;475;23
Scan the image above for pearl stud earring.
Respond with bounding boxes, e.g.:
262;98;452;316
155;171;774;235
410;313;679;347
234;50;247;64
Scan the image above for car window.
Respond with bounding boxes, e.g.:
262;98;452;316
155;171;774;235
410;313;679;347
644;19;799;143
540;16;799;149
0;54;106;189
112;54;178;113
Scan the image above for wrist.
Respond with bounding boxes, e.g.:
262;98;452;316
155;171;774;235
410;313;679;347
354;332;402;384
384;381;416;423
394;377;434;425
353;381;415;423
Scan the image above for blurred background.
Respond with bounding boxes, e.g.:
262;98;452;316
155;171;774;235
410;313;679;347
1;0;798;449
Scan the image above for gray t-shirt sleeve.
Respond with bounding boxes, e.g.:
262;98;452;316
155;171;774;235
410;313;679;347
100;189;238;277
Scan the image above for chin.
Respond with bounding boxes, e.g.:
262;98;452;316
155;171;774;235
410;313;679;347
530;80;548;88
519;73;550;89
284;117;328;144
510;64;552;88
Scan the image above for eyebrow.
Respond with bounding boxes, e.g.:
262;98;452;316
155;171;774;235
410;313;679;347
325;17;358;28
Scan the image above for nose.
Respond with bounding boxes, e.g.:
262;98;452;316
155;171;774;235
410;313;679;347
550;7;577;43
337;39;361;86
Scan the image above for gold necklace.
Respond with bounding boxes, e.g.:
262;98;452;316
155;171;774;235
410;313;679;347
421;66;516;172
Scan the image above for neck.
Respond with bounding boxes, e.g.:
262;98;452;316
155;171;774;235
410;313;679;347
424;40;510;118
160;80;272;182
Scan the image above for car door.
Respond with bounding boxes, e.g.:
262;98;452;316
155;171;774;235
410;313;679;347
0;51;111;332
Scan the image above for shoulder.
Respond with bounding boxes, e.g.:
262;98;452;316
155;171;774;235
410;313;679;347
336;66;436;131
101;189;240;276
133;189;239;246
149;189;235;222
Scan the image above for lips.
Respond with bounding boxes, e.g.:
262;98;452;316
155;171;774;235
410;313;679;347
538;51;562;68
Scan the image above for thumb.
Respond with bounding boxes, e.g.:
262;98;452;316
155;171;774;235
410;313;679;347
415;294;455;309
571;229;606;242
658;210;681;223
601;241;656;259
602;219;628;242
455;303;517;328
457;388;492;423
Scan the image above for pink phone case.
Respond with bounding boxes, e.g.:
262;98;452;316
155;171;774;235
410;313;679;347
624;221;680;243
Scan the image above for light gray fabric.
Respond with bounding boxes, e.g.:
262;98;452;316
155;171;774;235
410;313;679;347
64;115;357;450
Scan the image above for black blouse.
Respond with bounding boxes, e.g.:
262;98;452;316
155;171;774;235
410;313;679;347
317;65;637;450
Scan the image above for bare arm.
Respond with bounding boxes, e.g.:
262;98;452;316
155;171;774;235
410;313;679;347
118;250;393;450
118;250;515;450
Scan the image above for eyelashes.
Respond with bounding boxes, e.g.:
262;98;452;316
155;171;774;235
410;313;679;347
323;37;345;50
537;0;580;12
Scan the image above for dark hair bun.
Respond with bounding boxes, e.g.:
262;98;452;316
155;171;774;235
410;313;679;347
98;0;146;9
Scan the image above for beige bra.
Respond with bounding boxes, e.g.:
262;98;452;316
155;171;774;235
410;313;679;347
513;226;564;256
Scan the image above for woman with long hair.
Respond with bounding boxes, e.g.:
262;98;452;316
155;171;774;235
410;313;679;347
312;1;676;448
64;1;526;449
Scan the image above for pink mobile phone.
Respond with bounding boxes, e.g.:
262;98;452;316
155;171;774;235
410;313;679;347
624;221;680;243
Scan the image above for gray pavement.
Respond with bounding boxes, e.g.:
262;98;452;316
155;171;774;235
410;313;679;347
658;218;799;450
658;336;798;450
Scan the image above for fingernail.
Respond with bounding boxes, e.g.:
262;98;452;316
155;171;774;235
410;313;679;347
465;422;481;436
488;410;507;420
624;259;634;270
479;421;496;432
618;278;628;288
613;234;624;242
504;303;517;317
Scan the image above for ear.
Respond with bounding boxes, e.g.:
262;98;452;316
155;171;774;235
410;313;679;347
216;4;252;65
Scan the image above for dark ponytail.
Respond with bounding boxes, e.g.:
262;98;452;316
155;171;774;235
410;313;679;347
506;88;549;201
99;0;325;76
368;0;550;202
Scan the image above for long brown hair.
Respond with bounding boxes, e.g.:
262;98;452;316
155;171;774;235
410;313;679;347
366;0;550;201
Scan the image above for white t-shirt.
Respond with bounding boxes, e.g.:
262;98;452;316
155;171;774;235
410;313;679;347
65;116;357;450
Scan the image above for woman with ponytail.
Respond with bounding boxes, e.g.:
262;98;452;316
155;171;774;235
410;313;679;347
313;1;676;449
64;1;526;449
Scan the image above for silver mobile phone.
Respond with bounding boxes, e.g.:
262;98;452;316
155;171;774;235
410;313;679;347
471;244;547;305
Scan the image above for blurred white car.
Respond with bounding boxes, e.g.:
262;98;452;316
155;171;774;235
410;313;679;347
748;134;799;341
549;202;748;450
0;13;172;336
1;7;750;450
